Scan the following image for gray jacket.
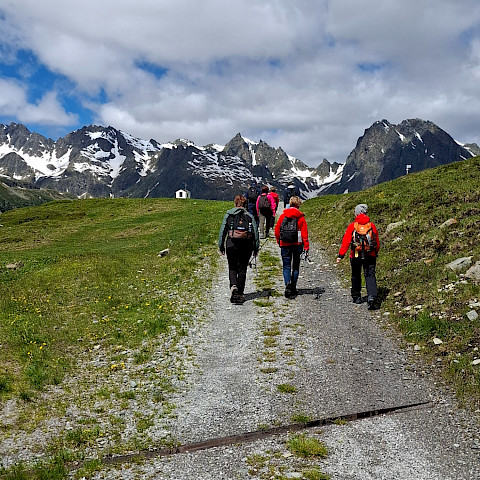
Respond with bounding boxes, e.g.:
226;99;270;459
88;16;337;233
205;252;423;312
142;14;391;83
218;207;260;253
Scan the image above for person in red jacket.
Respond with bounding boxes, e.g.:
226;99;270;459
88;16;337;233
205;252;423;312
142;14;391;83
275;196;309;298
337;204;380;309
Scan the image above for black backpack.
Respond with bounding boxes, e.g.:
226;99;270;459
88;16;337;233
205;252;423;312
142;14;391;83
280;216;299;243
247;186;258;203
258;195;271;215
227;211;254;240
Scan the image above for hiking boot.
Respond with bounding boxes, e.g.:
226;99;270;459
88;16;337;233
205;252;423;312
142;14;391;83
290;283;298;296
285;282;292;298
230;286;239;303
367;296;376;310
353;297;362;304
235;294;245;305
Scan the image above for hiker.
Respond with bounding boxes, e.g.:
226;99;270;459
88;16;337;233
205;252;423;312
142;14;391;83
256;185;276;239
245;181;260;224
284;182;299;209
269;186;280;229
219;195;260;304
336;203;380;310
274;196;309;298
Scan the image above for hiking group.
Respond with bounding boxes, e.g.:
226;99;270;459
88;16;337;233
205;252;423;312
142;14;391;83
219;185;380;308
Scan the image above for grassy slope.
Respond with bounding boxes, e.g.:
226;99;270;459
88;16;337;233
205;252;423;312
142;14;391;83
0;180;70;213
0;198;228;398
303;155;480;408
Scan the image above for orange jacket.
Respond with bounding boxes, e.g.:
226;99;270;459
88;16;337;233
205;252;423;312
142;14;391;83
274;207;309;251
338;213;380;259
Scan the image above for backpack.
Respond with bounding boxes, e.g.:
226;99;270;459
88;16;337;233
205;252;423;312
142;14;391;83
227;211;254;240
247;186;259;203
258;195;272;215
351;222;376;256
280;216;299;243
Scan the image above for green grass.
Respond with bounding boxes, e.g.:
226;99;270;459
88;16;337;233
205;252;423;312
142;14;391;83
287;433;328;458
0;198;227;396
302;155;480;408
277;383;297;394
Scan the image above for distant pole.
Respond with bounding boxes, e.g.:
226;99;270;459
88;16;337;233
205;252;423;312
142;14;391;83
406;164;412;175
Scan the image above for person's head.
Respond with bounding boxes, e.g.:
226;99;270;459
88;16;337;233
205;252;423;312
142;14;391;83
270;186;276;192
234;195;247;208
261;185;269;194
354;203;368;216
289;196;302;208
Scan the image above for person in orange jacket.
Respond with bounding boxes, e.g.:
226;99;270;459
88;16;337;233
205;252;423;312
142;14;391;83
275;196;309;298
337;204;380;309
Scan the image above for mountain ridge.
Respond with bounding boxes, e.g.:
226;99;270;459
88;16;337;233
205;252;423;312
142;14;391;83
0;123;341;202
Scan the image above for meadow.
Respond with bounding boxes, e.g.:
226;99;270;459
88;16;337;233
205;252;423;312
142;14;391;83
0;198;228;400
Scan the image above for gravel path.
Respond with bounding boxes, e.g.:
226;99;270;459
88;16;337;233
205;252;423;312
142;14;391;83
92;239;480;479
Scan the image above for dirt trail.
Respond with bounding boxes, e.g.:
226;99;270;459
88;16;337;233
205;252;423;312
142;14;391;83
93;239;480;479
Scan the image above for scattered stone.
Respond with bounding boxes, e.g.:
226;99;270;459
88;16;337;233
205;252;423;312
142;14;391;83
465;262;480;282
467;310;479;321
433;338;443;345
439;218;457;229
5;262;23;270
158;248;170;257
471;359;480;366
446;257;473;272
414;345;422;351
386;220;406;234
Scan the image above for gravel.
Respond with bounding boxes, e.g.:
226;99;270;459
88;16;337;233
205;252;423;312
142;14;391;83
89;240;480;479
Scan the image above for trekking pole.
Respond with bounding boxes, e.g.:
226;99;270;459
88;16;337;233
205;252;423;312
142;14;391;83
257;238;269;254
302;250;314;265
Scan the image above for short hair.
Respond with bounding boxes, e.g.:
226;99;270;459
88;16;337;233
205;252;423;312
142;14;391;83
261;185;269;193
270;186;276;192
289;196;302;208
234;195;247;208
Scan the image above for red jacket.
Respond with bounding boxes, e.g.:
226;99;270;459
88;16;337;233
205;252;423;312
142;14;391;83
269;191;280;208
338;213;380;259
275;207;309;251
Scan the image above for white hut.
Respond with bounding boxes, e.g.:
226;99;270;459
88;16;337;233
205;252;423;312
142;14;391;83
175;189;191;199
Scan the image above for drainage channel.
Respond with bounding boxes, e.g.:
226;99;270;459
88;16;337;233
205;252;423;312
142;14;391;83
100;400;431;466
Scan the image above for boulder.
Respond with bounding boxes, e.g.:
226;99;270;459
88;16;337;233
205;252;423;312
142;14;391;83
446;257;473;272
465;262;480;282
439;218;457;229
386;220;406;234
467;310;479;321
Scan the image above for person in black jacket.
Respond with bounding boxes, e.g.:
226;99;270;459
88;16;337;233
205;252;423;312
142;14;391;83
284;183;299;208
218;195;260;304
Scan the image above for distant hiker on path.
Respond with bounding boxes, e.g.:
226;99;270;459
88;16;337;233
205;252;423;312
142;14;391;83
284;182;299;209
275;196;309;298
245;181;260;224
269;186;280;229
256;185;276;239
219;195;260;304
337;203;380;310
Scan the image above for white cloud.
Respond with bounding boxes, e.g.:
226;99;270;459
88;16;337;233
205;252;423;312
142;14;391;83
1;0;480;165
0;78;77;125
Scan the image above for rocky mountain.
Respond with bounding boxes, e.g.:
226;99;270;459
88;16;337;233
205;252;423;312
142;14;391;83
323;119;474;194
0;124;342;202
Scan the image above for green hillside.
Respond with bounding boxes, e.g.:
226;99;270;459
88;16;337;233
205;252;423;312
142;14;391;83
303;155;480;408
0;178;71;212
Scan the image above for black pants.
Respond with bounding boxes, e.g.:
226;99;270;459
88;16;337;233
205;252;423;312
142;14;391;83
350;255;378;300
226;241;253;295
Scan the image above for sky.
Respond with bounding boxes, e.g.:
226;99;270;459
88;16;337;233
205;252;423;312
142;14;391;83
0;0;480;167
